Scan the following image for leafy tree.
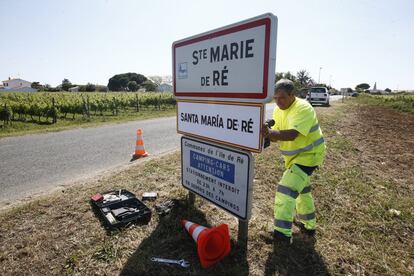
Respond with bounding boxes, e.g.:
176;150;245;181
85;83;96;92
61;79;72;91
31;82;43;90
43;84;59;92
296;70;314;88
355;83;370;91
314;83;332;90
108;73;147;91
107;77;121;91
385;88;392;93
127;81;139;92
275;72;297;82
129;73;147;84
142;80;157;92
119;77;129;89
96;85;108;92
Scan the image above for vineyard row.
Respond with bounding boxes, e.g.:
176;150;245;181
0;92;177;124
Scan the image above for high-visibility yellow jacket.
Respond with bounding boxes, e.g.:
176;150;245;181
272;97;325;169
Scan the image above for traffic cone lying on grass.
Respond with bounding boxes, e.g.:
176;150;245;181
181;219;231;268
131;128;149;160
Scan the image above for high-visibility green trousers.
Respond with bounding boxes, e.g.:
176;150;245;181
274;164;316;237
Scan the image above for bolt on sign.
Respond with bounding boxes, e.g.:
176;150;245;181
181;136;253;220
173;13;278;103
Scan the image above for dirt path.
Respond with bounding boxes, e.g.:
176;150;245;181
346;105;414;188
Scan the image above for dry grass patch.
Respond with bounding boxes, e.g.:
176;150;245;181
0;101;413;275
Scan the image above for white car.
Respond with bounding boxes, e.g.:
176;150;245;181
306;87;330;106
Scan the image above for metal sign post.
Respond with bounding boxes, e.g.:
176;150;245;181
238;219;249;256
341;88;347;103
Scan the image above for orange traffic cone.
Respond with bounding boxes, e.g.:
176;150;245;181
182;219;231;268
132;129;149;160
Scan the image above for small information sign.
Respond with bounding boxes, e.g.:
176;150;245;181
181;136;253;220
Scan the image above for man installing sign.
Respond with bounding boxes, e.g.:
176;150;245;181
262;79;326;245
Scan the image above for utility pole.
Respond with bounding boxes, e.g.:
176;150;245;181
318;67;322;84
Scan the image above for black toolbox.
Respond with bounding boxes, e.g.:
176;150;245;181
90;189;151;229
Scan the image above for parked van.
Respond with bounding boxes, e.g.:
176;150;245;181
306;87;330;106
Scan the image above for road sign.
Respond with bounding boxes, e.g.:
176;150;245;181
177;100;264;152
173;13;277;103
181;136;253;220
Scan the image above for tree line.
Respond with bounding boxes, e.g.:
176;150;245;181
30;73;160;92
275;70;393;94
354;83;392;93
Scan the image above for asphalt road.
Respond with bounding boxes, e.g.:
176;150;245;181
0;117;180;206
0;96;341;206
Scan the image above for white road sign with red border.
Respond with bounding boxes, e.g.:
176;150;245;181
173;13;277;103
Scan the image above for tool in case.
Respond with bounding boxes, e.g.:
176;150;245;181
90;189;151;229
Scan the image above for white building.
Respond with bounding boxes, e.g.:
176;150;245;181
157;83;173;92
1;77;36;92
2;78;32;89
68;86;79;92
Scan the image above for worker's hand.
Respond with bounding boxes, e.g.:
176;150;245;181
262;124;270;138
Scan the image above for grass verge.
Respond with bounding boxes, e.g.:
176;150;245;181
0;101;413;275
354;94;414;113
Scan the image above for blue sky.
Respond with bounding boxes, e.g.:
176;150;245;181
1;0;413;90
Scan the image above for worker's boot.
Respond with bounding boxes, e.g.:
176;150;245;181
273;230;292;246
272;230;293;257
295;222;315;237
293;222;316;245
260;230;292;246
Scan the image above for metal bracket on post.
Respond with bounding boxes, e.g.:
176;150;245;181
238;219;248;258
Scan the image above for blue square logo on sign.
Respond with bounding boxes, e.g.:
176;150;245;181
178;62;188;79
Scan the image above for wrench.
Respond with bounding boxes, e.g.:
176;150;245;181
151;257;190;268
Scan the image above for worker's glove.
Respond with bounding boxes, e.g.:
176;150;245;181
265;119;275;128
263;119;275;148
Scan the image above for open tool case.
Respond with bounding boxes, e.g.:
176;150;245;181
90;189;151;229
